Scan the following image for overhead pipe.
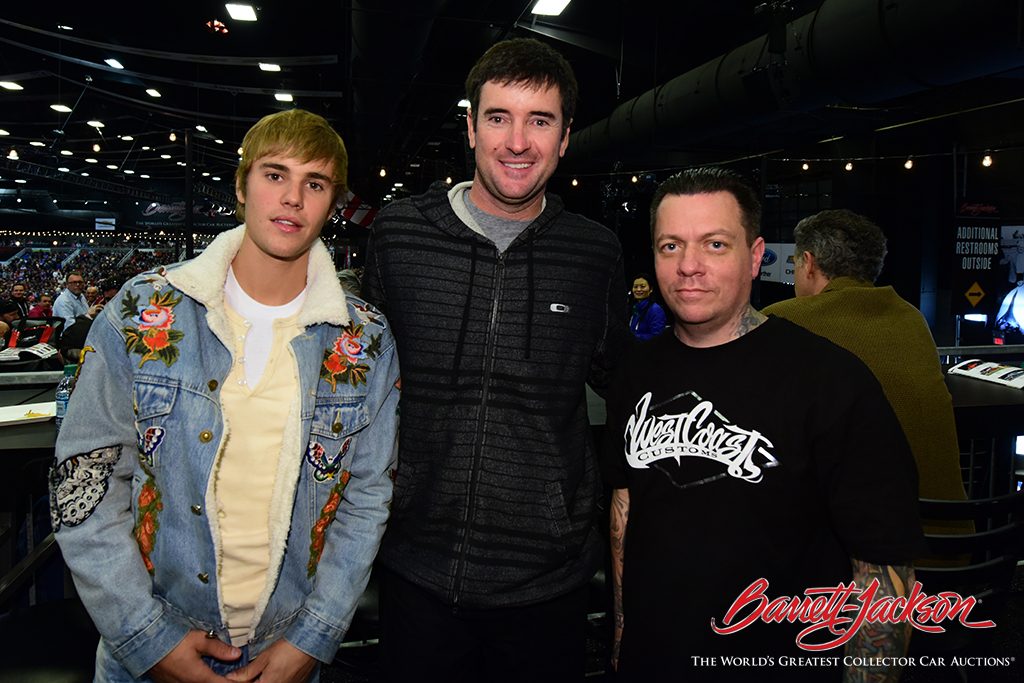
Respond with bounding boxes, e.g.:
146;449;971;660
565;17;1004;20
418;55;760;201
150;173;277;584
564;0;1024;166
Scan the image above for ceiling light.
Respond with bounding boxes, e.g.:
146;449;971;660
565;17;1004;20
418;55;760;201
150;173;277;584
445;176;452;184
196;125;207;132
14;178;25;182
105;59;124;69
107;164;118;169
845;162;853;171
30;141;44;146
983;155;993;167
802;163;809;170
532;0;571;15
120;135;134;141
147;89;162;98
169;132;177;142
904;157;913;170
86;158;98;163
161;154;171;159
124;169;135;174
225;4;257;20
0;82;23;91
215;139;224;145
81;172;89;177
259;63;281;72
51;104;72;113
58;25;73;31
92;144;101;152
394;183;404;188
379;168;387;177
0;130;7;136
275;93;293;102
87;120;105;128
60;150;73;156
458;99;470;108
572;178;578;186
631;175;638;183
140;174;150;179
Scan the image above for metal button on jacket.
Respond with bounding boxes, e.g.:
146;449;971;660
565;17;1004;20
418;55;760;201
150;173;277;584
207;380;218;391
191;505;202;516
197;573;209;583
332;422;343;434
199;430;213;443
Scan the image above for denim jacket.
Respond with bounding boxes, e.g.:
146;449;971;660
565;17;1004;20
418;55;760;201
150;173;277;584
51;226;400;680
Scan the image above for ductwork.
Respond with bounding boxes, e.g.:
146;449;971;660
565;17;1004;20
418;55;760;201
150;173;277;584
348;0;448;154
565;0;1024;166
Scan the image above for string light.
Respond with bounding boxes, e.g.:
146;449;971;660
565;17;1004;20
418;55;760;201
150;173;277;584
379;168;387;177
845;162;853;171
904;157;913;170
802;163;809;171
571;178;578;186
982;155;993;167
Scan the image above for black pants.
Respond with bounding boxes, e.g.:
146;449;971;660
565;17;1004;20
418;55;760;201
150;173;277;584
379;567;589;683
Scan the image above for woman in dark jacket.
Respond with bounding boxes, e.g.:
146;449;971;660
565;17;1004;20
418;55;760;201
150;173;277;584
629;273;667;340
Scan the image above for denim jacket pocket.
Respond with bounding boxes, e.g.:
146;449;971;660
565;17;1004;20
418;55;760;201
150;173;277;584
133;375;179;469
306;403;368;483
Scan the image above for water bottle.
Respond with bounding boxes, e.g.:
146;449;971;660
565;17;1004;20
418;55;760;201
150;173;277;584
54;364;78;435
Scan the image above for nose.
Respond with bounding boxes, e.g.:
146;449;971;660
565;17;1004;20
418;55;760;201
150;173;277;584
677;247;704;276
505;121;530;154
281;179;303;207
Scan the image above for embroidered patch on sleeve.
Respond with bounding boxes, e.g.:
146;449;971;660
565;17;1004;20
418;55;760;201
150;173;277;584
307;471;351;578
49;447;121;531
135;469;162;574
121;289;185;368
321;322;382;392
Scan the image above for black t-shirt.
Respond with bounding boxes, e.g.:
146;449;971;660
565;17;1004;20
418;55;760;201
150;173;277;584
602;316;927;682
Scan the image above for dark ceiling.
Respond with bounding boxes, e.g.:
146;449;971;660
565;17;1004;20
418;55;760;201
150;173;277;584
2;0;1024;230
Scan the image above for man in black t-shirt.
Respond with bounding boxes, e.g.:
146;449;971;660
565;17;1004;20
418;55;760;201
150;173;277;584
604;168;927;682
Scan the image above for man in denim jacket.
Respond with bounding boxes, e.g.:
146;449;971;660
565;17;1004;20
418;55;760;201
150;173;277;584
51;109;400;683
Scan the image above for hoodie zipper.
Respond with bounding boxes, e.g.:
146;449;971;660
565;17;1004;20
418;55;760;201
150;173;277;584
451;250;504;607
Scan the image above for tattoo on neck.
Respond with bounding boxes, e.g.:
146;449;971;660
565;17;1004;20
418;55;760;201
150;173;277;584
734;306;767;339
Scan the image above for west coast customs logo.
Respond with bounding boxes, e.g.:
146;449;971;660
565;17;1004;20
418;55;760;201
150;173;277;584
624;391;778;487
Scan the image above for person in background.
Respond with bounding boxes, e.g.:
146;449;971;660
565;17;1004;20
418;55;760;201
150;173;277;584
28;293;54;318
762;208;970;532
0;299;19;343
51;109;400;683
52;271;102;329
336;269;361;295
604;168;926;682
628;273;667;339
10;283;30;317
362;37;631;683
85;285;101;306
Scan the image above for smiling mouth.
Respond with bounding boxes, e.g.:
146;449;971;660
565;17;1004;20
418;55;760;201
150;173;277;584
502;162;533;169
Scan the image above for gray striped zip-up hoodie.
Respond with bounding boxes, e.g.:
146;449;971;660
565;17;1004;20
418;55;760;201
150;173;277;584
362;180;631;608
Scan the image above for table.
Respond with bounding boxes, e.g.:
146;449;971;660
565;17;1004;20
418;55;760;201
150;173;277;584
944;369;1024;497
0;371;60;574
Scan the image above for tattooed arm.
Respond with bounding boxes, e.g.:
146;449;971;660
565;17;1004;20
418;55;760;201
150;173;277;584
610;487;629;671
843;559;915;683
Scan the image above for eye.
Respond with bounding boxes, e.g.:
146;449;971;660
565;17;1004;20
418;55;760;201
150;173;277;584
709;241;726;250
267;172;282;181
489;115;505;124
308;181;325;191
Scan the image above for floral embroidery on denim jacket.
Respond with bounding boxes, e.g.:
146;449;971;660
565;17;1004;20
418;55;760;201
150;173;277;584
321;322;382;391
121;289;186;368
308;470;351;577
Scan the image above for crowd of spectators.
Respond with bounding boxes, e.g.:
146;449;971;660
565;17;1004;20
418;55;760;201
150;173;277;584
1;245;178;307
